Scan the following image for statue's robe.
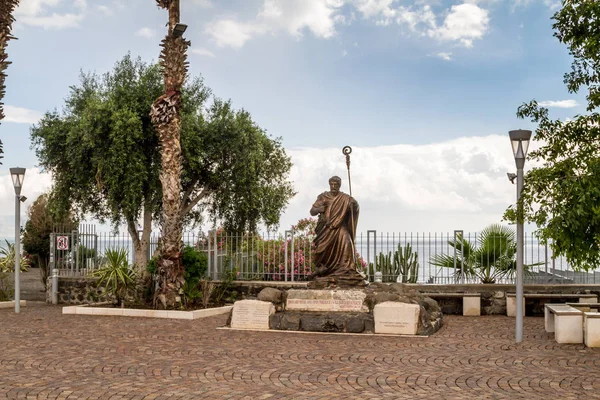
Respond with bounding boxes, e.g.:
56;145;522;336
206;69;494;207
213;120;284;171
312;191;362;280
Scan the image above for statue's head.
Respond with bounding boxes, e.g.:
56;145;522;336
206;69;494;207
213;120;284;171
329;176;341;194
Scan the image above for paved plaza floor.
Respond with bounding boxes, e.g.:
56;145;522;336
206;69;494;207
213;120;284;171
1;302;599;399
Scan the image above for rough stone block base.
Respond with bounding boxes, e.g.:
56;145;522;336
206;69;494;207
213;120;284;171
373;302;420;335
231;300;274;330
269;311;374;333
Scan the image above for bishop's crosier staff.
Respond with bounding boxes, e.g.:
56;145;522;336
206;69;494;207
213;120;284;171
342;146;357;266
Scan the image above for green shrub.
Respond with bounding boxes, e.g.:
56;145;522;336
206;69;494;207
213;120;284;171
0;272;13;301
182;246;208;282
146;256;158;275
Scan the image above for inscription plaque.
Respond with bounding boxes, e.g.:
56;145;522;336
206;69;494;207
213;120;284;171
373;301;420;335
286;289;368;312
230;300;274;330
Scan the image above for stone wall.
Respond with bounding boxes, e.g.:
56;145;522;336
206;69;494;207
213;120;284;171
231;281;600;315
48;277;600;314
46;276;111;304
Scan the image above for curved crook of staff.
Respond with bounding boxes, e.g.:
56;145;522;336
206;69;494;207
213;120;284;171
342;146;358;268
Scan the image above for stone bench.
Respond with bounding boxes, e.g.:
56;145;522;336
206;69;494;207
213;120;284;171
421;292;481;316
544;304;583;344
566;302;600;313
584;312;600;347
507;293;598;317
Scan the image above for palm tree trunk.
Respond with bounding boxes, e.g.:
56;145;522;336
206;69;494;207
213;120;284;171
0;0;20;162
150;0;189;308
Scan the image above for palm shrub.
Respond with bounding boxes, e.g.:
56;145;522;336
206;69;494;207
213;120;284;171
429;224;536;284
92;248;135;306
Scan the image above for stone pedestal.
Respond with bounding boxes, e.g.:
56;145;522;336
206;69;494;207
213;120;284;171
373;301;420;335
554;312;583;344
463;295;480;316
579;295;599;303
584;312;600;347
286;289;368;312
230;300;274;330
506;295;525;317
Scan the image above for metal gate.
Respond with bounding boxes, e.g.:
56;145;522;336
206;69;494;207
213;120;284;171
49;225;98;277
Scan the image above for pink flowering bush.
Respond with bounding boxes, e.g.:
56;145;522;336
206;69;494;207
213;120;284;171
202;218;368;281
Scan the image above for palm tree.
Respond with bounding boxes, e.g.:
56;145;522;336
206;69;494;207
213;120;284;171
0;0;20;164
150;0;190;308
430;224;532;284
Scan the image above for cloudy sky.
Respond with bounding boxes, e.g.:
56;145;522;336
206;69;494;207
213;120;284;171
0;0;583;237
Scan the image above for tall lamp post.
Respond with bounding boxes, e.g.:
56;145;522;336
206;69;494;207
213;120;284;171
9;167;26;314
509;130;532;342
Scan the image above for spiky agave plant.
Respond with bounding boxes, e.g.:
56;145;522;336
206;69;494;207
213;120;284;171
0;0;20;165
150;0;190;308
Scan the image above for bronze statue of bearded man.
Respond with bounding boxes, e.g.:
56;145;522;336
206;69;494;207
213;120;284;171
309;176;366;287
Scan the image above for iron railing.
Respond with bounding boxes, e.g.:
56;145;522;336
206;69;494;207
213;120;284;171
47;226;600;284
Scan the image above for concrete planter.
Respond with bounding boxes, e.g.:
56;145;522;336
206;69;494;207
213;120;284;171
63;303;233;319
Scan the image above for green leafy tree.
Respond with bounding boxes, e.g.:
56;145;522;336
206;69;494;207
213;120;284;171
31;55;295;281
505;0;600;270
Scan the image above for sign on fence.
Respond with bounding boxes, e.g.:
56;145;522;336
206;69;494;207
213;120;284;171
56;236;69;250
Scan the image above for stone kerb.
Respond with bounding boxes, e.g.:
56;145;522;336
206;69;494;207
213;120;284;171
373;301;420;335
0;300;26;309
230;300;275;330
285;289;368;313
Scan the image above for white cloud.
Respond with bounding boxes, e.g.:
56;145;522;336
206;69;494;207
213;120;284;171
279;135;540;233
135;27;156;39
204;0;492;51
191;47;216;57
193;0;213;7
206;0;346;48
205;20;265;48
19;12;83;29
259;0;345;38
3;105;43;124
397;5;436;32
429;3;490;47
539;100;579;108
436;52;452;60
0;169;53;237
16;0;86;29
353;0;396;25
97;5;113;16
15;0;62;17
543;0;560;10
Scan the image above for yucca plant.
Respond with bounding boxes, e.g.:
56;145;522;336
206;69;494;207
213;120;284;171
429;224;539;284
92;248;135;307
395;243;419;283
0;239;29;273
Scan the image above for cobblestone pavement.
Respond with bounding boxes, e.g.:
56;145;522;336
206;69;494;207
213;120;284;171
1;303;600;400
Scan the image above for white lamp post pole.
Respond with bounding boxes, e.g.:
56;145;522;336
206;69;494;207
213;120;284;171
10;167;26;314
508;130;532;343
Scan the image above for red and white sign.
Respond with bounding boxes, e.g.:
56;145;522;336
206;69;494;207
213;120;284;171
56;236;69;250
